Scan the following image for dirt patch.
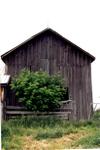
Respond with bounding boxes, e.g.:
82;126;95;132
48;130;90;149
21;130;90;150
22;136;50;150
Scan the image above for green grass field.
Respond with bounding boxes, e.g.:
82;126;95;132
2;110;100;150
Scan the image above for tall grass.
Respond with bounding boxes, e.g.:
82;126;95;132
2;110;100;149
2;116;77;139
73;130;100;148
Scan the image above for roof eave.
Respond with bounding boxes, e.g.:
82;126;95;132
1;28;95;62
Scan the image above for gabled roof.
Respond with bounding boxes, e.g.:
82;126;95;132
1;28;95;62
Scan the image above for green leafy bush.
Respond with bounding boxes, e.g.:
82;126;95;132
11;69;67;111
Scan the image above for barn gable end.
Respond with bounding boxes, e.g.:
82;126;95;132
1;28;95;120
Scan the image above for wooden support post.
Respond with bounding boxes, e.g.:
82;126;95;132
3;100;6;120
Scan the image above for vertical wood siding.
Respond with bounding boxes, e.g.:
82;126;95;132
3;31;93;120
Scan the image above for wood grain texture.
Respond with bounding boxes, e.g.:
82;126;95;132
2;30;94;120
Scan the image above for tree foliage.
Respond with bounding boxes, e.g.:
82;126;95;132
11;69;67;111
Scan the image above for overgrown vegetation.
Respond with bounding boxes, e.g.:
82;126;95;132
11;69;67;111
73;131;100;148
2;110;100;149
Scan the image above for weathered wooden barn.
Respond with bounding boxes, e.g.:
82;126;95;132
1;28;95;120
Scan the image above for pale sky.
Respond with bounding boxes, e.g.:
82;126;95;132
0;0;100;104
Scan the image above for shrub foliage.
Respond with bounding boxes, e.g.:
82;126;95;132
11;69;67;111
